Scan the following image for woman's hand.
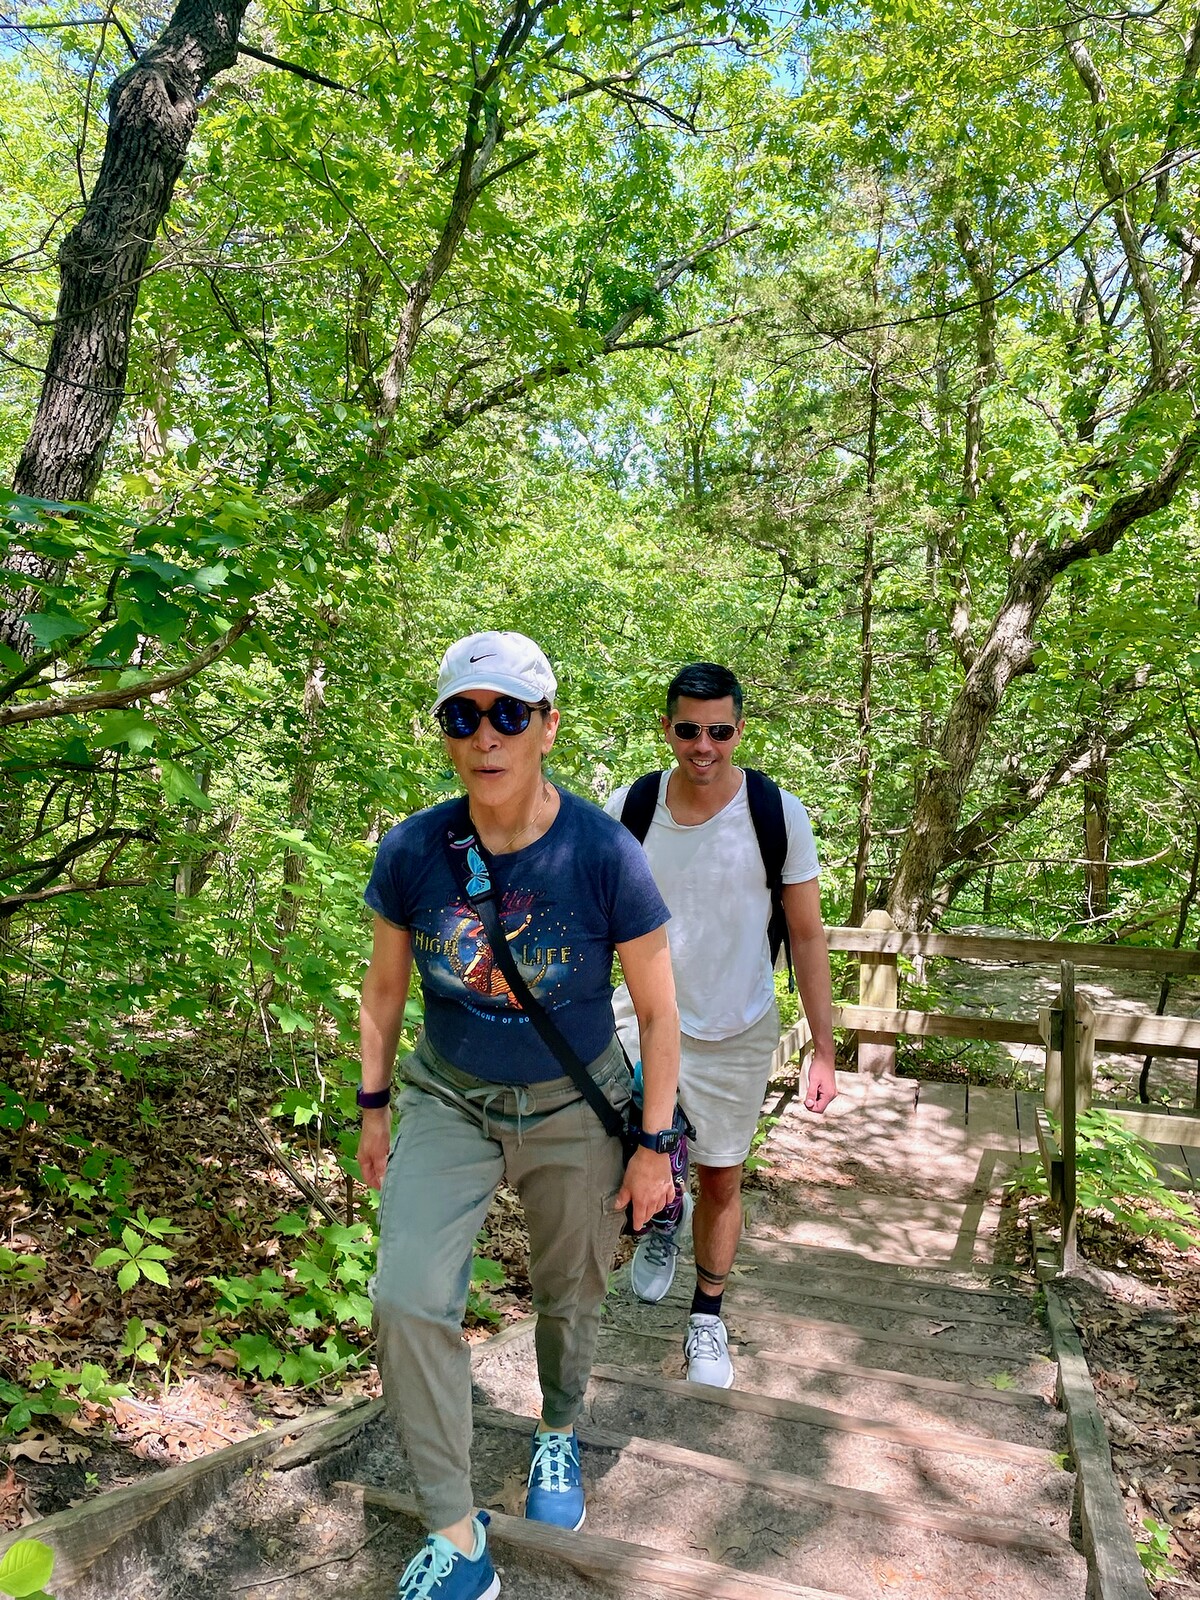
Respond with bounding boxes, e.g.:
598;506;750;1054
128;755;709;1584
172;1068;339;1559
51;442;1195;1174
615;1146;675;1232
358;1108;393;1190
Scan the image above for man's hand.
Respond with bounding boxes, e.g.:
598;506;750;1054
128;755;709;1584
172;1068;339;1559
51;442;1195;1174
615;1146;676;1232
804;1053;838;1115
357;1108;392;1190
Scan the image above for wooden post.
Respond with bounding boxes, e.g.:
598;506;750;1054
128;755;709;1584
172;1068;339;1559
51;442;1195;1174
857;909;898;1076
1061;961;1078;1274
1044;993;1093;1124
1040;1004;1063;1121
1074;990;1096;1115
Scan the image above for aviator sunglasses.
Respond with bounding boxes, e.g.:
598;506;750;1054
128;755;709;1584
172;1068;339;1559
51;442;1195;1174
436;695;545;738
669;720;739;742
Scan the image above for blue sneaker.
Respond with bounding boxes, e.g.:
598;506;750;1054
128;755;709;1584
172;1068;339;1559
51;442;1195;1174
525;1429;585;1530
395;1511;499;1600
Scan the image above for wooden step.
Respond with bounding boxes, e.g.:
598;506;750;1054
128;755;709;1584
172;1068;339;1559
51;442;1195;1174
589;1366;1057;1465
603;1304;1054;1367
744;1212;1004;1267
738;1231;1022;1284
474;1405;1075;1557
729;1347;1054;1410
708;1267;1033;1326
710;1285;1050;1355
348;1484;856;1600
597;1327;1053;1412
734;1234;1032;1302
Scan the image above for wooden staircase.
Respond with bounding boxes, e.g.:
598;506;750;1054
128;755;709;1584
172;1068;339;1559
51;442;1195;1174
355;1069;1091;1599
437;1232;1086;1599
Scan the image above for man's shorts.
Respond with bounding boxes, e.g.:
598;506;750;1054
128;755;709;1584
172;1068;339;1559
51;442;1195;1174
613;992;781;1168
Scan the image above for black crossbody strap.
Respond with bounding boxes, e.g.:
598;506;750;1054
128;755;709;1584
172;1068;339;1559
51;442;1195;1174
443;806;625;1141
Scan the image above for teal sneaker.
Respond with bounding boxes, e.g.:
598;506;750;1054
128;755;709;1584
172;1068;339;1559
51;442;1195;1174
395;1511;499;1600
525;1429;585;1530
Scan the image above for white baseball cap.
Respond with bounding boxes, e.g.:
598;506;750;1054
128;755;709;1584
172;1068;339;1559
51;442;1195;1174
432;631;557;713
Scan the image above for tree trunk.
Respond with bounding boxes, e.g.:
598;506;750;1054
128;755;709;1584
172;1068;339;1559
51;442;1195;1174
887;423;1200;929
3;0;250;652
1082;735;1110;919
275;648;328;947
850;357;880;925
888;561;1049;928
1139;820;1200;1102
14;0;249;504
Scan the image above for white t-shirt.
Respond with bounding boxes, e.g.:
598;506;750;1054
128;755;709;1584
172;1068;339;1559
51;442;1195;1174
605;770;819;1041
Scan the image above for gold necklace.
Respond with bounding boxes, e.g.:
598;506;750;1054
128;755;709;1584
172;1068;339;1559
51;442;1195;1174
487;781;551;855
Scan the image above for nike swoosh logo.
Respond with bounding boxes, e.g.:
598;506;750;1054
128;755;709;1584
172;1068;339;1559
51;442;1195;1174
469;653;495;662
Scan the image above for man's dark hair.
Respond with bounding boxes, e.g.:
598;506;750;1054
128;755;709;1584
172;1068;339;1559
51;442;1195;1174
666;663;743;719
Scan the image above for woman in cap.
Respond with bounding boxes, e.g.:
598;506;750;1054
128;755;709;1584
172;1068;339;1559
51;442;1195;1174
358;630;679;1600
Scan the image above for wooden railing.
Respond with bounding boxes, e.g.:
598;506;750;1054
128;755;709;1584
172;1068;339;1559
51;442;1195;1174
1032;963;1200;1269
774;922;1200;1273
819;919;1200;1101
825;925;1200;973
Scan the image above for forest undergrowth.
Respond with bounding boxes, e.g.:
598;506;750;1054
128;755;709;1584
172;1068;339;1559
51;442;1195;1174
1003;1190;1200;1592
0;1026;533;1531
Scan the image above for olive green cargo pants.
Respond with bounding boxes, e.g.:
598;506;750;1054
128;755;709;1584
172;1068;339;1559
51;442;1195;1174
373;1033;629;1530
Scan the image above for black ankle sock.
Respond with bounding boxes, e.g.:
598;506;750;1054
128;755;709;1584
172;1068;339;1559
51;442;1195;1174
690;1285;724;1318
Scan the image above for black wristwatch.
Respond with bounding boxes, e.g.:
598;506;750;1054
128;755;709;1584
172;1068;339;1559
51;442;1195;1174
637;1127;684;1155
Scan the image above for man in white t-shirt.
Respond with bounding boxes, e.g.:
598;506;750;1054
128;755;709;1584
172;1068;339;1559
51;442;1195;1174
607;663;837;1387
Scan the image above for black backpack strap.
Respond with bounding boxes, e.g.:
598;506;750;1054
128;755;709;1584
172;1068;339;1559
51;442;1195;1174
618;771;664;844
442;806;625;1140
744;768;794;991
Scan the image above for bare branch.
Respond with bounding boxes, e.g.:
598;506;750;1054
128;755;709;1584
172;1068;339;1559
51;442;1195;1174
0;876;149;914
1;825;155;896
2;13;139;59
237;41;360;93
1063;22;1170;384
1153;7;1200;307
1050;423;1200;575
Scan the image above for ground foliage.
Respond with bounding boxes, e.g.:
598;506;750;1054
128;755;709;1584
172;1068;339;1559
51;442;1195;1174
0;1022;537;1528
1009;1190;1200;1592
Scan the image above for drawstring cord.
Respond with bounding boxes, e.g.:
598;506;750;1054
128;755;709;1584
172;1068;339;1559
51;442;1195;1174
465;1081;535;1143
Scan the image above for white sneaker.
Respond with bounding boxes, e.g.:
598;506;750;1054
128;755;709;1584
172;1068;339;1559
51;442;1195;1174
684;1313;733;1388
629;1191;692;1303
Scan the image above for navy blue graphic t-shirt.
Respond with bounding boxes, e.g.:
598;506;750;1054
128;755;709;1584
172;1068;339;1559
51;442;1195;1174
364;787;670;1084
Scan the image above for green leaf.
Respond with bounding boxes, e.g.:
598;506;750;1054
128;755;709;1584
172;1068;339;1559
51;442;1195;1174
158;758;213;810
267;1003;314;1036
191;563;229;593
279;1346;324;1387
233;1333;282;1378
138;1258;171;1287
93;710;157;753
117;1261;139;1293
272;1212;310;1235
87;620;141;665
0;1537;55;1597
23;612;87;647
